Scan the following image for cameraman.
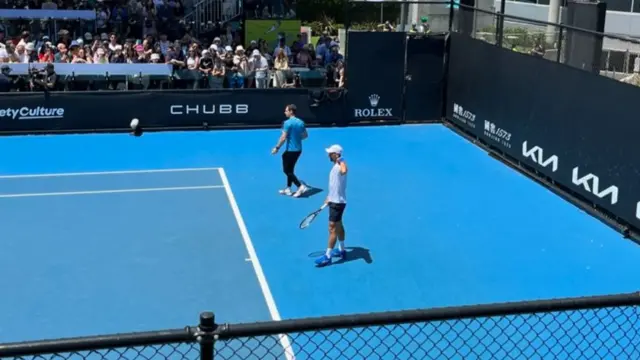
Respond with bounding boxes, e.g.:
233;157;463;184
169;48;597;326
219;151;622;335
30;63;58;91
0;65;13;92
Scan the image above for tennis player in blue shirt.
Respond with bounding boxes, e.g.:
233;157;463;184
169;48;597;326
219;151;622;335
271;104;308;197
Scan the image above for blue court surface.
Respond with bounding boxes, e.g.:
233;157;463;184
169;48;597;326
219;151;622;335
1;125;639;356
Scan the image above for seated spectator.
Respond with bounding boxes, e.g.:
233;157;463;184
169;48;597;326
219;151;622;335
14;44;30;63
38;44;55;63
132;44;147;63
222;46;234;71
274;36;291;59
246;40;259;55
296;44;313;68
150;53;162;63
315;36;332;64
186;44;200;70
199;50;213;87
107;33;120;52
95;48;109;64
323;43;343;67
55;43;69;63
111;46;126;63
231;45;248;89
307;43;316;61
210;56;226;89
72;48;89;63
290;33;304;56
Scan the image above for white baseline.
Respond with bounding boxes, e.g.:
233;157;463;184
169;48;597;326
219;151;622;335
218;168;296;360
0;185;224;198
0;167;222;179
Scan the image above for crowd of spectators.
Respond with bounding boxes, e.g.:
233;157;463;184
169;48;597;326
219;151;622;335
0;0;344;90
244;0;296;19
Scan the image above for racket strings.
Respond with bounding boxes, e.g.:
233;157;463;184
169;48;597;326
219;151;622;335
300;213;318;229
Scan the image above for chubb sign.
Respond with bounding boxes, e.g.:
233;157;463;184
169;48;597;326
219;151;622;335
354;94;393;118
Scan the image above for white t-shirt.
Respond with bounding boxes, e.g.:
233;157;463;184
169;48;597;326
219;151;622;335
327;162;347;204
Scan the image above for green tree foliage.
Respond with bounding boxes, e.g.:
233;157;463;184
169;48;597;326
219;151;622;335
297;0;402;34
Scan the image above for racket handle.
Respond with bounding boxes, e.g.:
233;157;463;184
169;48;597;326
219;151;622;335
321;203;328;210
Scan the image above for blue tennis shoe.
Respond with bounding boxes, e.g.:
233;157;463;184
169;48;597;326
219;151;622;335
314;254;331;267
331;248;346;259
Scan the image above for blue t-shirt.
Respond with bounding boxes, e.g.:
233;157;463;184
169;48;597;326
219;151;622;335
283;116;305;152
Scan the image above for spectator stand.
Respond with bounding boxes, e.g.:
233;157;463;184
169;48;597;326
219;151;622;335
3;62;172;91
0;9;96;48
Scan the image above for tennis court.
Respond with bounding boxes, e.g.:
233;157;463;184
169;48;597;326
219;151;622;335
2;125;640;354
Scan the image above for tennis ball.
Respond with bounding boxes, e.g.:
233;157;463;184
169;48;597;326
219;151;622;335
130;118;139;129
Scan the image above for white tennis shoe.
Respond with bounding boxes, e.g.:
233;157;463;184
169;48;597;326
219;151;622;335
292;185;308;198
279;188;293;196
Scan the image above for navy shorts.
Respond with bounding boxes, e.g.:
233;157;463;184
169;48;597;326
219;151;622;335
328;202;347;223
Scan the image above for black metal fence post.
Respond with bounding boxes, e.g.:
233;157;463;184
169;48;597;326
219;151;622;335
556;27;564;63
496;0;506;48
448;0;454;32
197;312;216;360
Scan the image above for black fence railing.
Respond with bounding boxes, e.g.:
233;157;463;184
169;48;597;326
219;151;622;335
454;2;640;77
1;292;640;360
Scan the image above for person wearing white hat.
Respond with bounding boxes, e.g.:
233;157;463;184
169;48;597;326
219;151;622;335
249;49;268;88
315;144;348;267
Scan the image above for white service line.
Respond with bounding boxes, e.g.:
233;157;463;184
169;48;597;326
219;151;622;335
217;168;296;360
0;167;222;179
0;185;224;198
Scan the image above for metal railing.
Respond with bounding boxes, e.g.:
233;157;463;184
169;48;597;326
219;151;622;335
1;292;639;359
455;2;640;79
184;0;242;36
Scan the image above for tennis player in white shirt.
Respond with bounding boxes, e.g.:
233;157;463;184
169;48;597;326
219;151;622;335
315;144;348;267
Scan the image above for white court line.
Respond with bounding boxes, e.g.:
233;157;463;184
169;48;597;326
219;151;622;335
0;185;224;198
0;167;222;179
218;168;296;360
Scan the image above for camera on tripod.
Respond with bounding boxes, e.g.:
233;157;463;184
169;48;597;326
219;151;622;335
28;66;48;80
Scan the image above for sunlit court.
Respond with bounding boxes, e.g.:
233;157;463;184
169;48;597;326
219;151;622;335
1;125;639;358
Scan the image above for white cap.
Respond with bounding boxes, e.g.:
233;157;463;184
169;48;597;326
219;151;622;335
325;144;343;154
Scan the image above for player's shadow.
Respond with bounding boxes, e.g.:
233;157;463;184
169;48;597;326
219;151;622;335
297;187;323;199
308;247;373;266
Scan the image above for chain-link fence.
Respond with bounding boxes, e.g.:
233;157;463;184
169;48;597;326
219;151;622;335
214;305;640;359
1;293;639;360
8;343;200;360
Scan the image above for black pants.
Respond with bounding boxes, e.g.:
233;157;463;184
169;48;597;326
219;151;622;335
282;151;302;187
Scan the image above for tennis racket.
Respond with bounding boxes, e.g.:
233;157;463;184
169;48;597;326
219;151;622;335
299;203;328;229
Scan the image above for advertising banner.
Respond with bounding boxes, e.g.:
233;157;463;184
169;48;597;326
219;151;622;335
346;31;406;122
0;92;144;132
446;32;640;232
0;89;343;133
